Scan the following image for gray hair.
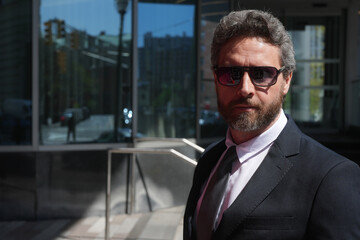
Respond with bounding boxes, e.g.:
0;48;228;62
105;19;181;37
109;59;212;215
211;10;296;77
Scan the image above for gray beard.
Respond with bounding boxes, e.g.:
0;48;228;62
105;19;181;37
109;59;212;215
217;85;286;133
229;107;280;132
227;95;283;132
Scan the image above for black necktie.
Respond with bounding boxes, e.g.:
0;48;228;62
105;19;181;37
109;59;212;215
196;146;238;240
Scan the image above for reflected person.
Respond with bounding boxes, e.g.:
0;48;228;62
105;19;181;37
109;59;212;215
67;113;76;142
184;10;360;240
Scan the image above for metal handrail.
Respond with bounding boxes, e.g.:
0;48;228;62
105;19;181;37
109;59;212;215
135;137;205;153
109;148;198;166
105;140;203;240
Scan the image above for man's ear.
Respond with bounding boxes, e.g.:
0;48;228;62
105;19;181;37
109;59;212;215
282;72;292;95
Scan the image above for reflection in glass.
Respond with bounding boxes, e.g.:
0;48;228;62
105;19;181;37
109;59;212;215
137;1;197;138
286;22;341;128
287;87;339;127
39;0;132;144
198;2;229;139
0;1;32;145
353;13;360;127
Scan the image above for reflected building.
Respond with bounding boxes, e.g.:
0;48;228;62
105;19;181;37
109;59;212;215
0;0;32;145
40;20;129;123
138;32;195;138
39;19;133;144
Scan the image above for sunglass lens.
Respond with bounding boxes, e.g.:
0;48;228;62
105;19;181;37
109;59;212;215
217;69;234;85
251;67;277;86
251;68;264;80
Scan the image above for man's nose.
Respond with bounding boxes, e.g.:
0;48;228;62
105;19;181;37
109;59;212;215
236;72;254;98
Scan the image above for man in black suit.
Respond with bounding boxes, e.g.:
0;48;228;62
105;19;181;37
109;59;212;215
184;10;360;240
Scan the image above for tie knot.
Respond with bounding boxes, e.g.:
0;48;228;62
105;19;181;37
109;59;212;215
218;146;238;176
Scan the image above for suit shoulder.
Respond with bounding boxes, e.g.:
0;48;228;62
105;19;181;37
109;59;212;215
297;132;359;173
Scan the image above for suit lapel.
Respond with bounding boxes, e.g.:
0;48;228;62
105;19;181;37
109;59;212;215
192;139;227;206
184;139;226;240
213;117;301;240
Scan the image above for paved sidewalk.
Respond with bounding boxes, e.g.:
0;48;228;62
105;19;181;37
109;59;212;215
0;206;184;240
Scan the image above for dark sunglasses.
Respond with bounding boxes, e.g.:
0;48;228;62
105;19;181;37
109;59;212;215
214;66;286;87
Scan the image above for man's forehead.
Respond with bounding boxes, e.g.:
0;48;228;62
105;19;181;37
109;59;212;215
222;36;277;49
218;37;282;65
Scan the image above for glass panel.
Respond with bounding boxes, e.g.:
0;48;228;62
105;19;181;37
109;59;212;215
199;1;228;139
286;18;341;129
285;86;340;128
358;12;360;78
352;12;360;127
137;1;196;138
0;1;32;145
36;151;111;218
39;0;132;144
0;152;36;220
352;81;360;126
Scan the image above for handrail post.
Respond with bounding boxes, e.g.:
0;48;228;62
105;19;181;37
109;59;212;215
105;151;112;240
129;153;136;214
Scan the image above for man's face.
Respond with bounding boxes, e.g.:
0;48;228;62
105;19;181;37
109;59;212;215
215;37;292;136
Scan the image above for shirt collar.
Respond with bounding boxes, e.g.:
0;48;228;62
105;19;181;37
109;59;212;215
225;109;288;163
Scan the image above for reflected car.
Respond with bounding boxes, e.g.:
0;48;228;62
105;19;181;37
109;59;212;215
60;108;85;126
82;106;90;119
199;110;221;125
60;112;72;126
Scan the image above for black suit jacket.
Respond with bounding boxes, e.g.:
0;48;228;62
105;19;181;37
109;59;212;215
184;116;360;240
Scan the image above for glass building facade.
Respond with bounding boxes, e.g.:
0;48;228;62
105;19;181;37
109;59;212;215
1;0;360;220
